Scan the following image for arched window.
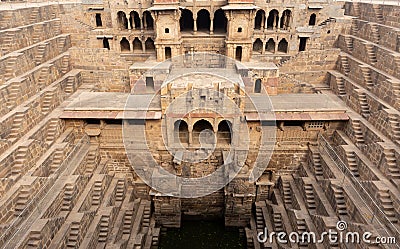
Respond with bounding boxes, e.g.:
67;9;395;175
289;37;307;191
193;119;214;145
280;9;292;30
217;120;232;145
266;38;275;53
254;9;265;30
132;38;142;53
253;38;263;53
180;9;194;32
267;9;279;29
95;13;102;27
278;38;288;53
174;120;189;144
214;9;227;33
197;9;211;32
165;47;172;59
130;11;141;29
143;11;154;30
309;13;316;26
117;11;128;30
254;79;262;93
145;38;155;52
120;37;130;52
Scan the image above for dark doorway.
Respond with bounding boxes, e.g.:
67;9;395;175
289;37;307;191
120;37;130;52
197;9;211;32
146;76;154;91
280;9;291;30
254;9;265;30
95;13;102;27
267;9;279;29
143;11;154;29
278;38;288;53
117;11;128;29
174;120;189;144
254;79;262;93
266;38;275;53
130;11;141;29
253;38;263;53
165;47;172;59
309;13;316;26
145;38;155;52
132;38;142;53
213;9;227;33
180;9;194;32
217;120;232;144
235;46;242;61
193;119;214;145
103;38;110;50
299;37;308;51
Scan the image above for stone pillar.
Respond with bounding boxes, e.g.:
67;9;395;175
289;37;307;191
261;12;265;32
143;14;147;29
262;40;266;54
140;14;144;30
188;124;193;145
128;13;132;30
193;14;197;34
210;14;214;35
142;40;146;52
273;14;277;30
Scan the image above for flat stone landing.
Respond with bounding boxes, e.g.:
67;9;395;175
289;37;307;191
61;92;348;121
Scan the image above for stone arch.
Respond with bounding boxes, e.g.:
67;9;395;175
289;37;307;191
145;38;155;52
143;11;154;29
120;37;130;52
174;120;189;144
253;38;263;53
129;11;141;29
180;9;194;32
278;38;288;53
117;11;128;30
217;120;232;145
267;9;279;29
309;13;316;26
280;9;292;30
254;9;265;30
132;38;142;53
214;9;227;33
193;119;214;145
266;38;275;53
197;9;211;32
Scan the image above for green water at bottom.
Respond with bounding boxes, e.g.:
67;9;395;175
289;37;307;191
158;220;246;249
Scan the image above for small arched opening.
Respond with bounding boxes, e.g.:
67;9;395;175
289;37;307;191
95;13;102;27
267;9;279;29
214;9;227;33
235;46;242;61
129;11;141;29
217;120;232;145
197;9;211;32
120;37;130;52
145;38;155;52
174;120;189;144
266;38;275;53
280;9;292;30
117;11;128;30
143;11;154;29
180;9;194;32
278;38;288;53
193;119;214;145
103;38;110;50
254;9;265;30
309;13;316;26
253;38;263;54
132;38;142;53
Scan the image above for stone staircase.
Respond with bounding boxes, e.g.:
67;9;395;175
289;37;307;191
336;76;346;96
32;25;42;44
1;33;14;55
358;92;371;118
384;149;400;180
344;36;354;52
351;18;359;35
62;184;74;211
312;152;323;177
115;180;125;202
61;55;70;74
272;213;284;233
333;186;347;216
255;205;265;232
318;17;335;27
34;43;47;66
65;77;75;94
143;206;151;228
4;57;17;81
388;114;400;143
0;12;13;30
377;190;398;223
345;151;360;177
372;5;384;23
37;67;50;88
6;84;20;110
98;215;109;242
58;36;67;53
29;8;40;24
304;183;316;210
123;210;133;234
370;23;380;44
353;3;360;17
67;222;80;247
282;181;292;206
360;67;374;89
50;149;64;173
365;43;377;64
14;188;30;216
85;149;97;174
351;119;365;144
42;91;55;114
340;56;350;75
92;181;103;206
12;146;30;176
9;112;25;140
45;119;59;144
